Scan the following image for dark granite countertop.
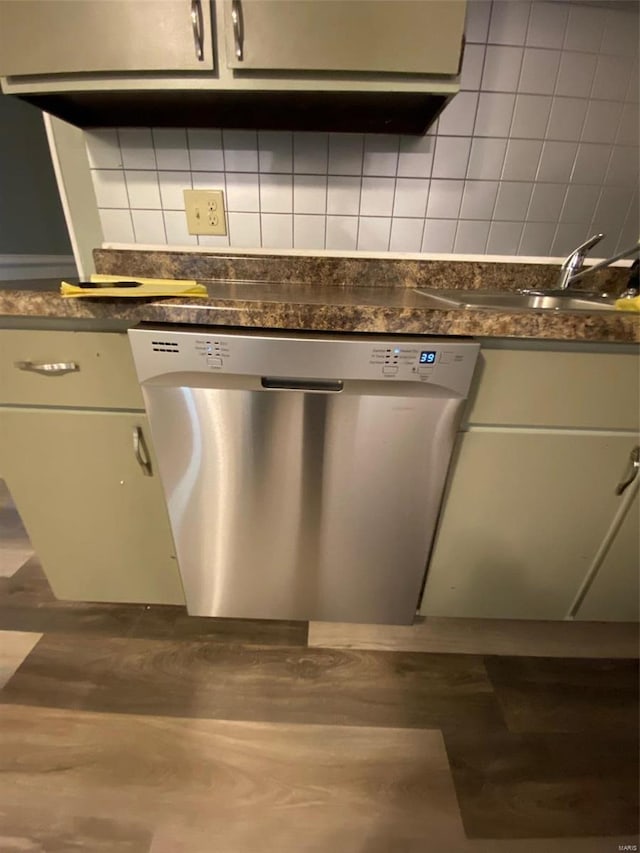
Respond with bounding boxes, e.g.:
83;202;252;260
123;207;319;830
1;252;638;344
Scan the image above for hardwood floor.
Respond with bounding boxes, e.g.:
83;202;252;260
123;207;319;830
0;560;638;852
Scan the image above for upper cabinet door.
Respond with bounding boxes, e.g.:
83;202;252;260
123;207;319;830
0;0;214;76
223;0;466;74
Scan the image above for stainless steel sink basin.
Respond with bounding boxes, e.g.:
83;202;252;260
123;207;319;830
413;289;617;312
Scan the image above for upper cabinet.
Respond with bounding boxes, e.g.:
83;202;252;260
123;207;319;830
0;0;214;76
223;0;465;75
0;0;465;133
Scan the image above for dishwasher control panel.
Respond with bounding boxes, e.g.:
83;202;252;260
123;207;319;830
129;328;480;398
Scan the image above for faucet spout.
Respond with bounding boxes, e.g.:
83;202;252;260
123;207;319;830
557;233;605;290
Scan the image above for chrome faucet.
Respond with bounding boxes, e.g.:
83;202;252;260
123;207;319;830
557;233;604;289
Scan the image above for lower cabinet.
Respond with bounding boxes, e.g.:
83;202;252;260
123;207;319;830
420;429;639;620
1;408;184;605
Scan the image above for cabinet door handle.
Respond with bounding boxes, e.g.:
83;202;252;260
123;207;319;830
133;426;152;477
615;445;640;495
191;0;204;61
14;360;79;376
231;0;244;60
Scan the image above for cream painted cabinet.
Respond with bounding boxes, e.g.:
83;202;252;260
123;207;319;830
0;1;214;76
0;328;184;605
223;1;466;74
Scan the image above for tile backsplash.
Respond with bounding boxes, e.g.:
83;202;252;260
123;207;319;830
87;0;639;259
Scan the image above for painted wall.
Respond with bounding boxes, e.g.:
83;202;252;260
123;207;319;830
87;0;639;258
0;92;71;255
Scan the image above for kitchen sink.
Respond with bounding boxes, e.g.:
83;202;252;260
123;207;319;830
413;289;617;312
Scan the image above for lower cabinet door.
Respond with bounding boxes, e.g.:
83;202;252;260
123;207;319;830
420;429;635;620
574;489;639;622
1;408;184;605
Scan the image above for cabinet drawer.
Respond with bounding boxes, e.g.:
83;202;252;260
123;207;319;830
1;330;144;409
464;350;640;431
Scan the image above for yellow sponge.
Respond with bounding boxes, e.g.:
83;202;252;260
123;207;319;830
615;295;640;312
61;274;207;298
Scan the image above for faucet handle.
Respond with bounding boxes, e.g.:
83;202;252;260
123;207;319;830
557;232;605;289
561;233;605;268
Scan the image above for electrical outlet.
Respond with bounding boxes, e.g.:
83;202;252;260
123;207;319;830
183;189;227;236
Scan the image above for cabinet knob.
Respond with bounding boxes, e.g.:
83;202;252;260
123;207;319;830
14;360;79;376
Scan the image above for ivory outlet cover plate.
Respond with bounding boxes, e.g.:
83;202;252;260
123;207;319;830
184;189;227;236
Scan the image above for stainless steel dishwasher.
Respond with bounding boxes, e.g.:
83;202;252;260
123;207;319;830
128;326;479;624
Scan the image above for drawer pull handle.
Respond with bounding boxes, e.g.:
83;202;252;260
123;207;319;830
191;0;204;61
14;360;79;376
133;426;152;477
231;0;244;60
615;445;640;496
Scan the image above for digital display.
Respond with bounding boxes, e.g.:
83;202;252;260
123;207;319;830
419;351;437;365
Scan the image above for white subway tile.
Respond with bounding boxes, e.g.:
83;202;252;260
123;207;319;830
328;134;364;176
326;216;358;250
564;4;606;53
357;217;391;251
459;180;499;220
163;210;197;246
92;169;129;208
502;140;542;181
158;171;191;210
422;219;457;253
561;185;601;224
466;138;508;180
389;218;424;252
258;131;293;173
118;129;156;169
593;186;635;232
454;220;490;253
227;212;261;247
481;46;523;92
397;135;435;177
493;182;533;220
426;180;464;219
327;176;361;216
581;101;624;145
85;130;121;169
98;209;134;243
555;52;598;99
591;54;632;102
261;213;293;248
393;178;430;218
293;175;327;214
223;130;259;172
519;49;561;95
546;98;588;142
606;147;640;187
616;103;639;146
293;214;326;249
474;92;516;137
432;137;472;179
519;222;556;256
124;170;161;209
191;171;225;191
536;141;577;182
617;198;640;252
486;221;523;255
527;184;566;222
465;0;491;43
360;177;395;217
293;133;329;174
363;135;399;176
259;174;292;213
153;129;190;171
225;173;259;212
601;6;640;57
131;210;166;244
510;95;552;139
571;144;612;185
526;2;568;50
626;58;639;104
488;1;530;46
437;92;479;136
551;223;591;256
460;44;485;91
187;129;224;171
198;234;230;247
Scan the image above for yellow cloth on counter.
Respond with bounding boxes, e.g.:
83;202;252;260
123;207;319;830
615;295;640;312
60;274;208;298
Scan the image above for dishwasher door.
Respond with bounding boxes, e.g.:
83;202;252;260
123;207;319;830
129;328;479;624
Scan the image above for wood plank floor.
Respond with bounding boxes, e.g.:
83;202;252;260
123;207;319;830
0;560;638;852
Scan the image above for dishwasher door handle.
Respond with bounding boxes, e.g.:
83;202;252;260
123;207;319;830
261;377;343;392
